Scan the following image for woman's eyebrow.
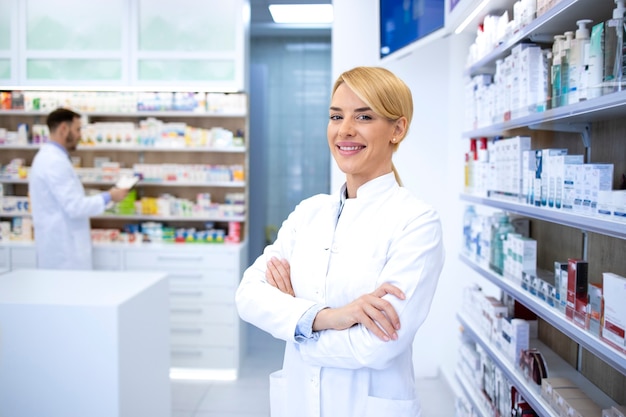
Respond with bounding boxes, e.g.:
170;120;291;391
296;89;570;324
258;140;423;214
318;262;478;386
329;106;372;112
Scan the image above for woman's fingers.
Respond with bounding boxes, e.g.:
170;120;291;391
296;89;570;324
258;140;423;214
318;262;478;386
266;257;294;296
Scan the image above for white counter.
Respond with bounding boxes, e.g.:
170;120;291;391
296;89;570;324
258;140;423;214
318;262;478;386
0;269;170;417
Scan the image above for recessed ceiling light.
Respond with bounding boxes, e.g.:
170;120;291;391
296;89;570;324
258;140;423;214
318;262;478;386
268;4;333;24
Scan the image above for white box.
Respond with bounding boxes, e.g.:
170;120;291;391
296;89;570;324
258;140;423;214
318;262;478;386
0;270;170;417
552;155;584;209
563;164;584;212
541;148;568;208
602;272;626;352
582;164;614;215
612;190;626;223
500;317;530;364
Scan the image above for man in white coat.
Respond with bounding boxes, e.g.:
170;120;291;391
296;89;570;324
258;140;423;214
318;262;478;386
29;108;129;270
236;67;445;417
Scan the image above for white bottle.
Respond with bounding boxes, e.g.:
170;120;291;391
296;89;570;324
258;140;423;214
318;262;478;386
569;19;593;103
604;0;626;93
587;22;606;99
551;35;565;108
561;31;574;106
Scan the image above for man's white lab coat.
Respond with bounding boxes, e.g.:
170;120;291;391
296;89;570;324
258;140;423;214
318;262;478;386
236;173;445;417
29;143;106;270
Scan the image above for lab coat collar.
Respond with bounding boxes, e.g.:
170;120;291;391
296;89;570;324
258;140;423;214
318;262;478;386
338;172;398;202
45;141;70;157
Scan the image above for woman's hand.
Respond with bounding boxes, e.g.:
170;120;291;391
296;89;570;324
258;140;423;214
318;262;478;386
266;257;294;297
313;283;405;342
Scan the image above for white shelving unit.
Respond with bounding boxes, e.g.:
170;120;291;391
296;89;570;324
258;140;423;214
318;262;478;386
457;0;626;413
455;368;494;417
0;93;250;377
458;313;620;415
460;194;626;240
459;253;626;377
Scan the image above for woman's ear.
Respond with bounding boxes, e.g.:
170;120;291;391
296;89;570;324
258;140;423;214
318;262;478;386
393;117;408;139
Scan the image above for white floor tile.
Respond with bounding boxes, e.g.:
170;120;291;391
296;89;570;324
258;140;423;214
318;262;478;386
171;381;211;411
170;337;456;417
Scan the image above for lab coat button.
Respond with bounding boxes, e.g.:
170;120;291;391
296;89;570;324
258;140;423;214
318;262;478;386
331;244;339;253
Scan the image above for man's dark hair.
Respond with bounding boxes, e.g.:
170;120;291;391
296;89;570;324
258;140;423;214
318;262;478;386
46;108;81;132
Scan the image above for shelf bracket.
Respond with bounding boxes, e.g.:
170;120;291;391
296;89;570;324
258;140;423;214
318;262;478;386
528;122;592;161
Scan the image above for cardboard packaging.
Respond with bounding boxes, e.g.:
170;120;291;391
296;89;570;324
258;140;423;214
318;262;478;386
566;259;588;328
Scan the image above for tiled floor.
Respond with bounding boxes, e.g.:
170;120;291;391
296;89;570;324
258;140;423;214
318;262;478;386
171;336;456;417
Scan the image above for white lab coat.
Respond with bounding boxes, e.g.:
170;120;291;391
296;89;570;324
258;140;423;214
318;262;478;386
236;173;445;417
29;143;106;270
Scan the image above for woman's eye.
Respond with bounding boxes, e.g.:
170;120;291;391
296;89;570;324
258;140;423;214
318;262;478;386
329;114;342;120
357;114;372;120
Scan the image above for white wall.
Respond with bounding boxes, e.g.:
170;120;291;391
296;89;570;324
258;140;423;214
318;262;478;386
331;0;485;380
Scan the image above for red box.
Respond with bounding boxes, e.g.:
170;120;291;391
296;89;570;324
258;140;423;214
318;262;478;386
566;259;588;327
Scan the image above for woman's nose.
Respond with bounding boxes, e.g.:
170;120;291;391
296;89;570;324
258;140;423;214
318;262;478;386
338;119;354;137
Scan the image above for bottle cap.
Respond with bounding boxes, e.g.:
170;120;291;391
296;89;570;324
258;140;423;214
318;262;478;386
614;0;625;18
575;19;593;39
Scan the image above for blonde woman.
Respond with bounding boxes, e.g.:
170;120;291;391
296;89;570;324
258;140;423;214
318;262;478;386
236;66;445;417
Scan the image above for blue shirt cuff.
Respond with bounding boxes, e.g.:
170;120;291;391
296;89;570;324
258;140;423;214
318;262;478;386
102;192;112;205
295;304;328;342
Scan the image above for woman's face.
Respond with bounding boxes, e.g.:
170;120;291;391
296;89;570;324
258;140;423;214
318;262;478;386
327;83;405;190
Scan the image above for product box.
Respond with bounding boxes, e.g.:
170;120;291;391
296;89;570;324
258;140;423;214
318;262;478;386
552;387;589;415
554;261;569;312
482;296;509;342
533;149;543;206
541;377;576;405
540;148;568;207
601;272;626;352
500;317;530;365
565;398;603;417
563;163;584;212
582;164;614;215
552;155;584;209
613;190;626;223
522;150;536;204
566;259;588;328
588;283;603;337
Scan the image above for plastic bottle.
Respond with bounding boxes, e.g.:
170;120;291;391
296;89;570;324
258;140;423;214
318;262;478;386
569;19;593;103
490;214;515;275
551;35;565;108
463;205;477;256
561;31;574;106
587;22;606;99
604;0;626;94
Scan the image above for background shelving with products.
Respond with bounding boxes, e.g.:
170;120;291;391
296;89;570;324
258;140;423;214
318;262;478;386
0;90;249;247
456;0;626;416
0;89;250;376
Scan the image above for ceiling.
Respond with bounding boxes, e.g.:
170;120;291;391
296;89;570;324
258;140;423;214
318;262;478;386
249;0;332;37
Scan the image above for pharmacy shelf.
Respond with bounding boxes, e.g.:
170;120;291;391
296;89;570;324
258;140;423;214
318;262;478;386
465;0;613;77
0;144;246;153
0;179;28;184
459;253;626;376
463;90;626;137
458;313;620;416
0;212;30;218
454;369;492;417
93;213;245;222
88;180;244;188
0;178;245;188
460;193;626;240
0;109;246;118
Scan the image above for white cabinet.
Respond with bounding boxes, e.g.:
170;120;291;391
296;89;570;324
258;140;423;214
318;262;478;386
92;243;247;377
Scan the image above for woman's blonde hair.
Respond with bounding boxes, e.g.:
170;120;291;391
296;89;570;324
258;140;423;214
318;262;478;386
332;66;413;185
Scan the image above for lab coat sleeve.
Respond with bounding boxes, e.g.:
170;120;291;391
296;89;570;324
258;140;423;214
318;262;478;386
297;207;445;370
47;154;106;219
236;197;323;343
